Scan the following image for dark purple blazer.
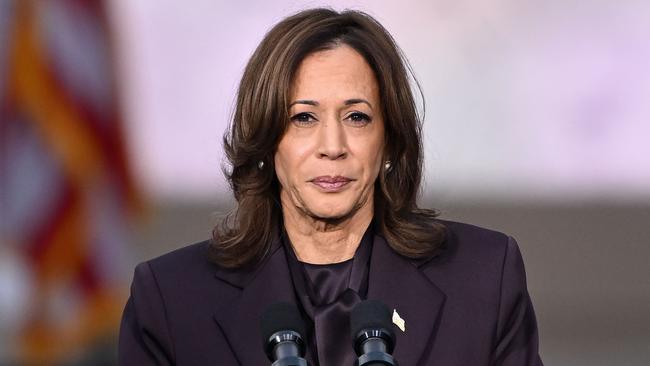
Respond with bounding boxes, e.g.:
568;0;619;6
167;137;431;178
119;220;543;365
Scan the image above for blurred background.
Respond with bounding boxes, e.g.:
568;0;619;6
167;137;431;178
1;0;648;364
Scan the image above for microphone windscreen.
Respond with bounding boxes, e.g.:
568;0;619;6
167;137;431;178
350;299;394;339
260;302;306;344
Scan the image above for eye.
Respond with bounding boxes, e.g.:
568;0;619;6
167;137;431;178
290;112;317;126
345;112;372;126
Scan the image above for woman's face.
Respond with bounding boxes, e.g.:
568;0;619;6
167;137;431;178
274;45;385;221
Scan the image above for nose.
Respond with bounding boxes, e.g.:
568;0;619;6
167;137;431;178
317;117;347;160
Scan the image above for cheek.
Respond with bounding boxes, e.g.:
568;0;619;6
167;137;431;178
367;146;384;179
273;150;290;188
274;137;311;187
356;129;385;179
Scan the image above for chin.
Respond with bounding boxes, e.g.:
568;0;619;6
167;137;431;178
303;196;362;221
310;207;352;220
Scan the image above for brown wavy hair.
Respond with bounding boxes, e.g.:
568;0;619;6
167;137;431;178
210;8;446;268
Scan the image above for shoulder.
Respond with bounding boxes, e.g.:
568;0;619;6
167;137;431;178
429;220;541;363
121;242;245;364
416;220;542;363
143;240;214;279
422;219;526;295
129;240;240;312
435;218;513;265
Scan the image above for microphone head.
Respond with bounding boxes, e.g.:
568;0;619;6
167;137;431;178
350;299;396;354
260;302;306;358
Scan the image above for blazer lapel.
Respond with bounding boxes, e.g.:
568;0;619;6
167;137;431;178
212;238;297;366
212;233;447;366
366;234;447;366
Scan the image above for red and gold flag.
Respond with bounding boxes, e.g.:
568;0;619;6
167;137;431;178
1;0;140;363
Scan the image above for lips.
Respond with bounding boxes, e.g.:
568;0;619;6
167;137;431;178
310;175;353;192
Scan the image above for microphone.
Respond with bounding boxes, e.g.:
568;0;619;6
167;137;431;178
260;302;309;366
350;300;398;366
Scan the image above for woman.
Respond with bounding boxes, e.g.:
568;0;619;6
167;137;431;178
119;8;543;366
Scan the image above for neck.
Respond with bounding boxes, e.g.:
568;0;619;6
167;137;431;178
281;195;374;265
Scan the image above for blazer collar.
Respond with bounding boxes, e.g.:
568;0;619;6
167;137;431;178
212;233;446;366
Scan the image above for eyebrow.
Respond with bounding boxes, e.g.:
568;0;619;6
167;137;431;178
289;98;374;109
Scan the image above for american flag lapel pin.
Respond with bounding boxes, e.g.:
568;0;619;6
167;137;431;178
392;309;406;332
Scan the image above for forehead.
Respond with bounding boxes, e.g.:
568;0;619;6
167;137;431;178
291;45;379;101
